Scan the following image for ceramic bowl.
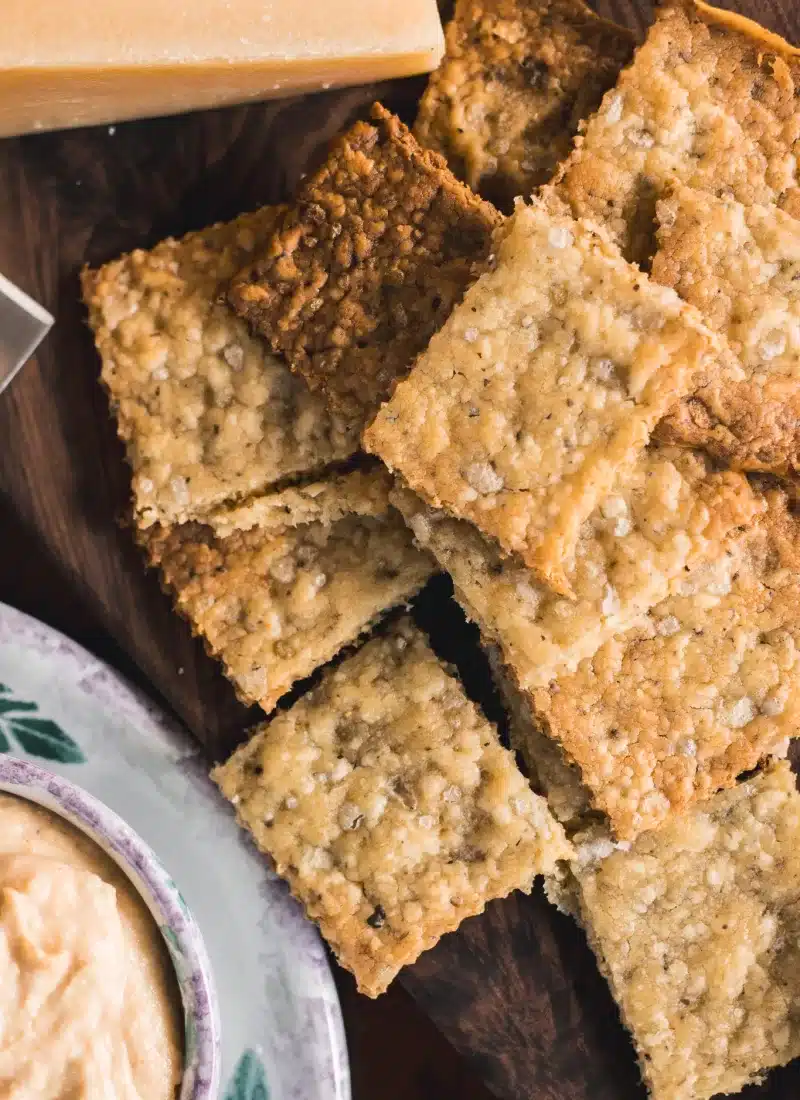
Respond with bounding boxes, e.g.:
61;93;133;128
0;754;221;1100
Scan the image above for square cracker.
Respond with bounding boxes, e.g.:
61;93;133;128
556;761;800;1100
213;618;571;997
206;465;393;538
552;0;800;266
391;447;759;692
366;199;720;593
228;104;502;429
528;489;799;841
654;185;800;475
139;512;434;713
414;0;634;211
82;208;359;529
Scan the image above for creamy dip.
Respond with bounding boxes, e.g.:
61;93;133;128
0;792;183;1098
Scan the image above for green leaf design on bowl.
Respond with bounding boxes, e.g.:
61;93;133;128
224;1050;270;1100
0;684;85;763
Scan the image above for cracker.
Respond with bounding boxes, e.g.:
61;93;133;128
206;465;393;538
552;0;800;266
391;448;759;692
139;513;435;712
228;104;502;428
414;0;634;211
559;761;800;1100
367;200;721;592
530;490;799;841
213;618;571;997
487;644;594;831
82;208;359;530
654;184;800;474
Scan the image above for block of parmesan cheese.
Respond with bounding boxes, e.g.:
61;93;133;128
0;0;444;137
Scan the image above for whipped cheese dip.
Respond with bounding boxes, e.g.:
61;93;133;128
0;792;183;1098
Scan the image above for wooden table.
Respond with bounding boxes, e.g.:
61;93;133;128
3;2;800;1098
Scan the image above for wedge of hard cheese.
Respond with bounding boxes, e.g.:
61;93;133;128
1;0;444;137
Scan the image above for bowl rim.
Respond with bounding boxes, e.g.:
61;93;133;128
0;754;221;1100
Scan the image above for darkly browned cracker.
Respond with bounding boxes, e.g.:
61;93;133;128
228;103;502;430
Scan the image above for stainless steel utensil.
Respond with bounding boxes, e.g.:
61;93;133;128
0;273;53;395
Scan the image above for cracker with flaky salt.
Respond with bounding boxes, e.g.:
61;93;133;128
391;449;758;695
521;490;800;840
366;200;719;593
553;0;800;265
654;184;800;474
139;512;434;713
83;208;359;529
414;0;633;210
214;618;571;996
552;762;800;1100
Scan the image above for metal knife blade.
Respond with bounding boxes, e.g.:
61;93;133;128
0;273;54;395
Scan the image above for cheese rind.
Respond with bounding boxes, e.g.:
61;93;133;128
0;0;445;137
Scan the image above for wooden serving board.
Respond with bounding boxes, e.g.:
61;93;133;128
2;3;800;1098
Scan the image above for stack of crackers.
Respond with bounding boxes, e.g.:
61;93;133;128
82;2;800;1098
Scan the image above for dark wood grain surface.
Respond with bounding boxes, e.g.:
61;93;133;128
2;3;800;1099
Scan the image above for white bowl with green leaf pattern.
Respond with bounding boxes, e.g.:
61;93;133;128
0;601;351;1100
